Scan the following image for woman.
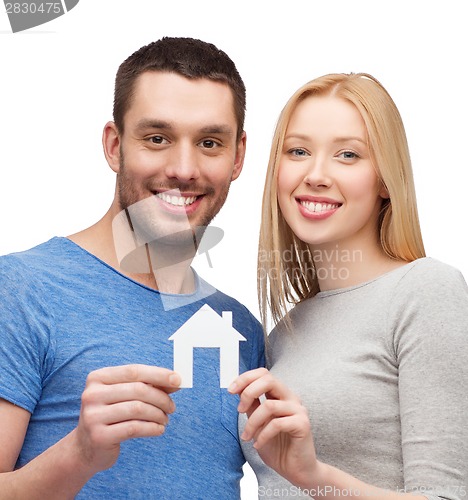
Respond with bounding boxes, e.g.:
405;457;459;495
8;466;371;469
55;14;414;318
229;73;468;498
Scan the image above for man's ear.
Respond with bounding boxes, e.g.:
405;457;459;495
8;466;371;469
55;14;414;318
231;131;247;181
102;121;122;173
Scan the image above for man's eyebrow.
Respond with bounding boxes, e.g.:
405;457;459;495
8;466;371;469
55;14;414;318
135;119;172;131
199;125;234;136
134;120;234;136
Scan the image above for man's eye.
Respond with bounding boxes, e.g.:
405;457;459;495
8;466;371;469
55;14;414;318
200;139;219;149
149;136;167;144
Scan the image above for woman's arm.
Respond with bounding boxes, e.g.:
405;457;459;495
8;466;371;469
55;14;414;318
231;260;468;500
230;368;427;500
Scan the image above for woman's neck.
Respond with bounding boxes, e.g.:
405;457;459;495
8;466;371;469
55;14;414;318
310;238;407;292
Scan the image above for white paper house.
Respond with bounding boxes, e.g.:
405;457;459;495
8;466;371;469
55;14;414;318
169;304;246;388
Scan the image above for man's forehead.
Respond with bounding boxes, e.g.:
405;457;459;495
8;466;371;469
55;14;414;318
134;70;232;99
125;72;237;132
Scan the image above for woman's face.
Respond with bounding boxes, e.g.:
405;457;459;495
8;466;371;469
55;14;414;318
277;95;387;250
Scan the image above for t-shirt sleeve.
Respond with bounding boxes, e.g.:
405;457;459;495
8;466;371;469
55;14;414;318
0;257;54;413
246;309;266;371
389;259;468;500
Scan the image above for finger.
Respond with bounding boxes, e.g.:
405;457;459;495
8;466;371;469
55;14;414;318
98;420;167;445
229;368;297;403
87;365;181;393
253;414;311;450
244;397;261;419
97;400;171;427
228;368;269;394
82;382;176;415
236;374;298;414
241;399;301;441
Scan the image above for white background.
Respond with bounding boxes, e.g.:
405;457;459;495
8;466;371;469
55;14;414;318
1;1;467;497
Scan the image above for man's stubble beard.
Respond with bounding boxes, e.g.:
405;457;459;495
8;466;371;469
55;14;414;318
116;153;231;250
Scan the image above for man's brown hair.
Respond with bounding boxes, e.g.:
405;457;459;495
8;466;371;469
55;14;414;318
113;37;246;140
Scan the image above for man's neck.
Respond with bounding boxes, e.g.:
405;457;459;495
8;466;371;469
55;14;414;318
67;207;197;294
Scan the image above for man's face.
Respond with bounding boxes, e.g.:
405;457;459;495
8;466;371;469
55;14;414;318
105;71;245;246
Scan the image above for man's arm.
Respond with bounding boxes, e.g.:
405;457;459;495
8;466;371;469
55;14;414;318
0;365;181;499
0;400;99;500
0;399;30;472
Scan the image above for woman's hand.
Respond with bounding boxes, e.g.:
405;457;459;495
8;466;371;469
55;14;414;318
229;368;319;488
230;369;433;500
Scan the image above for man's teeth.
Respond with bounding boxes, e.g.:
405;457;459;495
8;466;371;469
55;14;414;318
156;193;198;206
300;201;340;213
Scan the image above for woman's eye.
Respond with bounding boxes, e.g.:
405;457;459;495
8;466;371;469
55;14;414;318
288;148;309;157
338;150;359;160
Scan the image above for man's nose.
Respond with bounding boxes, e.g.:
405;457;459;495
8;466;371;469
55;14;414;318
164;142;200;182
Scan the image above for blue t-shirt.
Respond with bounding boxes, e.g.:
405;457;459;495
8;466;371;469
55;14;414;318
0;237;265;499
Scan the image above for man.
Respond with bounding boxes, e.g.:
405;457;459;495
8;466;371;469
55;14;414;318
0;37;264;498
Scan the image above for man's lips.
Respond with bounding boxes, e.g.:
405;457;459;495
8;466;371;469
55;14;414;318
153;191;205;215
155;191;201;207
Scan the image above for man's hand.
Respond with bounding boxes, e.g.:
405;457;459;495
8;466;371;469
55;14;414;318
75;364;181;473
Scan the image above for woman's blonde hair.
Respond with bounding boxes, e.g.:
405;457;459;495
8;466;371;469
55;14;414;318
259;73;425;331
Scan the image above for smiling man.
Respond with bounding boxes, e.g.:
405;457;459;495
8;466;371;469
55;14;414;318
0;37;264;498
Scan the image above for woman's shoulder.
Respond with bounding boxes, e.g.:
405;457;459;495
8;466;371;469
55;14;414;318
395;257;467;292
387;257;468;328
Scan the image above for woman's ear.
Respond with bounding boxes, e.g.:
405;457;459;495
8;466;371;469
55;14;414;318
379;181;390;199
102;121;122;174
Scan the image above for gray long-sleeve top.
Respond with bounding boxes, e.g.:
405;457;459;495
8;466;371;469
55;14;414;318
241;258;468;499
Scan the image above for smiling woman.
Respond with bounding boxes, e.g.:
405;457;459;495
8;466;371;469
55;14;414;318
277;95;388;253
259;74;426;324
233;72;468;499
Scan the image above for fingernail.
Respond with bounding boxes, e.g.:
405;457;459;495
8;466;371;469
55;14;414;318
228;382;237;393
237;402;246;413
240;431;248;441
169;373;181;387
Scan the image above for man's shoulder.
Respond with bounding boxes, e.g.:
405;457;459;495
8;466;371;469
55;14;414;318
1;237;65;263
0;238;58;271
0;239;68;311
0;237;75;289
